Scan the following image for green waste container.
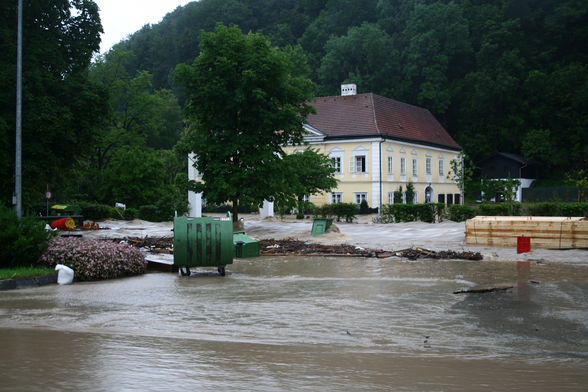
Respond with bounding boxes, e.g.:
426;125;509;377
311;218;333;236
173;216;233;276
233;232;260;258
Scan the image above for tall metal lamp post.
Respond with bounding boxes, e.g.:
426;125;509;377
15;0;23;218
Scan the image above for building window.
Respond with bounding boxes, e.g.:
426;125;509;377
331;192;342;204
439;159;444;176
426;158;432;175
388;192;394;204
447;194;454;205
387;156;393;173
355;192;367;204
354;155;366;173
302;195;310;202
400;157;406;175
438;194;445;203
331;157;341;174
412;158;417;177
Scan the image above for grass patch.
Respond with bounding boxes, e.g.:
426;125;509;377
0;267;55;280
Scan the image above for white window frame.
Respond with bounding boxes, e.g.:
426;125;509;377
351;145;369;174
426;158;432;175
331;156;341;174
400;157;406;175
354;155;367;173
354;192;367;204
412;158;418;177
388;192;395;204
387;156;393;174
439;159;444;176
331;192;342;204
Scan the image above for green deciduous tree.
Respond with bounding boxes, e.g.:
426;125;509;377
280;149;338;214
0;0;107;208
448;151;474;202
175;24;315;222
318;23;398;96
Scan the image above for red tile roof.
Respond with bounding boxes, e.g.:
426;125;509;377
306;93;461;150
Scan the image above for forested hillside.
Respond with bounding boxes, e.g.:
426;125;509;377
1;0;586;212
117;0;588;171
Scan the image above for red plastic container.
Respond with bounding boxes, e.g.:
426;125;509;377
517;236;531;254
50;217;75;230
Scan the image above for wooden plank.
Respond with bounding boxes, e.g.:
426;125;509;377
465;216;588;249
471;216;585;222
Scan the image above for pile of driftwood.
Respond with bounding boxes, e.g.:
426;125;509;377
259;239;372;257
391;247;483;261
258;239;483;261
115;237;173;254
110;236;483;261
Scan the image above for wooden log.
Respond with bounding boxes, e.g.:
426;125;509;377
453;283;514;294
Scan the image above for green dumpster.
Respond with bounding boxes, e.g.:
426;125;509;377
233;232;260;258
173;216;233;276
311;218;333;236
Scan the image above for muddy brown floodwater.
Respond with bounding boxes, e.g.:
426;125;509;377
1;255;588;392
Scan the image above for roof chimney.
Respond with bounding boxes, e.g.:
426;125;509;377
341;83;357;96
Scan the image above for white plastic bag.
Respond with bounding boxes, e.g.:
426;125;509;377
55;264;74;285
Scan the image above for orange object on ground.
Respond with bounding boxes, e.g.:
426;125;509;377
50;217;76;230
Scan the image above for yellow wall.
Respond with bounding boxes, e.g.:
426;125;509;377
283;138;461;207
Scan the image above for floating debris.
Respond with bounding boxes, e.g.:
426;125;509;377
453;284;514;294
258;239;372;257
393;247;483;261
258;240;482;260
107;237;173;254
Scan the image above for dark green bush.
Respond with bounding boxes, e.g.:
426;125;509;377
0;205;55;268
524;202;560;216
331;203;358;222
383;204;418;222
78;202;113;220
153;187;189;221
359;199;370;214
477;203;521;216
123;208;137;220
313;204;333;218
382;203;446;223
138;205;161;222
298;201;315;215
558;203;588;217
416;203;445;223
448;205;477;222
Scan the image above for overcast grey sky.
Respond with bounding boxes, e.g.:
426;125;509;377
93;0;195;53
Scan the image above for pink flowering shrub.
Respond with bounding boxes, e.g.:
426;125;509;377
40;237;147;281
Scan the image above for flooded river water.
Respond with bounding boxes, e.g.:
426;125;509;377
1;256;587;391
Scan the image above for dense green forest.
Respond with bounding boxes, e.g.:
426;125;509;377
117;0;587;168
1;0;587;213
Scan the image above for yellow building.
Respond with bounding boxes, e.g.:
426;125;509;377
283;84;462;210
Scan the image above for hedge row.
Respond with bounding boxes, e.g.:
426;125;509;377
67;202;185;222
314;202;359;222
381;202;588;223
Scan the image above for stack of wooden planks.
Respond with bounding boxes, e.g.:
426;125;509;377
465;216;588;249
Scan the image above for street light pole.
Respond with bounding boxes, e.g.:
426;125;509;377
15;0;23;219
